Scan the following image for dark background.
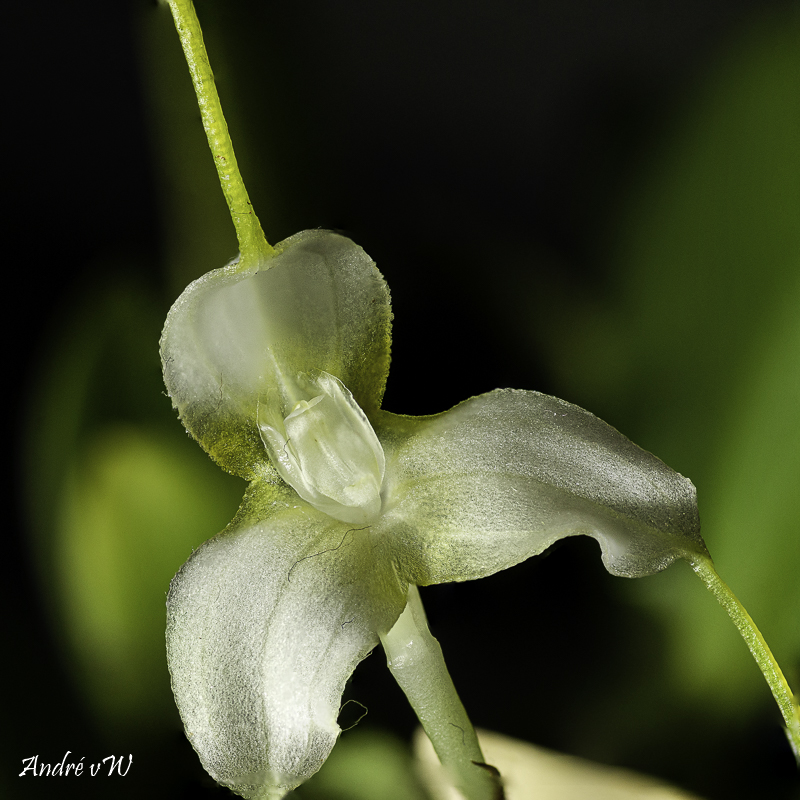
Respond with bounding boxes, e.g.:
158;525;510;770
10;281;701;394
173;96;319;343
6;1;800;798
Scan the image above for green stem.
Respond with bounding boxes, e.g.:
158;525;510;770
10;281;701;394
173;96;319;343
380;586;503;800
690;555;800;764
166;0;274;265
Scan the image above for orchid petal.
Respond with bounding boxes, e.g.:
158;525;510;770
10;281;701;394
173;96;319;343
376;389;706;585
160;230;392;479
166;483;408;799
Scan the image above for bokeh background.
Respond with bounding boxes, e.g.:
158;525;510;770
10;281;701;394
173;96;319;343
6;0;800;798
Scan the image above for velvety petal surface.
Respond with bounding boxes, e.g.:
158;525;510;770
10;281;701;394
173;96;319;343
160;230;392;479
375;389;706;585
166;482;408;799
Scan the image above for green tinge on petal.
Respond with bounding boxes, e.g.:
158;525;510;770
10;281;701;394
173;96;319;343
376;389;706;585
166;483;408;799
160;230;392;479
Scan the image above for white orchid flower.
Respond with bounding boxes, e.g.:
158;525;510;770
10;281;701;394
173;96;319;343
160;3;800;798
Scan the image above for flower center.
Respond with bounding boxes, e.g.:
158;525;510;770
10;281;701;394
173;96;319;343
258;372;385;524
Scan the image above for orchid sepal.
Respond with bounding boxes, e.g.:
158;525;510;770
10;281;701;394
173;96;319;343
375;389;707;586
160;229;392;481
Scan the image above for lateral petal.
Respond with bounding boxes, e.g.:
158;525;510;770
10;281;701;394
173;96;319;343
160;230;392;479
376;389;706;585
166;483;407;799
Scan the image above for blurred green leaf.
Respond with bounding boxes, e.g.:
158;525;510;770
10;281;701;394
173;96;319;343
299;727;427;800
57;422;242;731
541;12;800;715
25;277;243;734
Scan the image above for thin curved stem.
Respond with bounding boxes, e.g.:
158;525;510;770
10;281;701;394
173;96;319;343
166;0;274;265
381;585;503;800
690;555;800;764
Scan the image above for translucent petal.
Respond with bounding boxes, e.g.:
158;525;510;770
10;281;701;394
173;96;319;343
166;483;408;799
375;389;706;584
160;230;392;479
